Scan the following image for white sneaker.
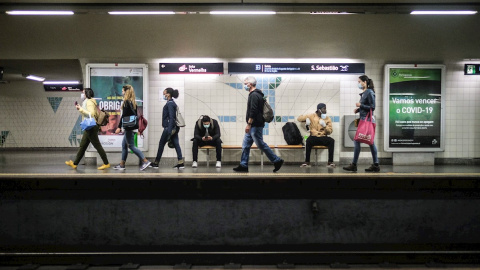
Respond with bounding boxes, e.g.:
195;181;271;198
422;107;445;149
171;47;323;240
192;161;198;168
216;161;222;168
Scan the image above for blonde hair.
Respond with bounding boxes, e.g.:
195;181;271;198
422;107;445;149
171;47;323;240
122;85;137;109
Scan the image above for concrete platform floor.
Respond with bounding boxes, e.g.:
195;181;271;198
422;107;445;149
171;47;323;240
0;150;479;178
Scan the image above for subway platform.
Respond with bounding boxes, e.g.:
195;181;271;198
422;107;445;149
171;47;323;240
1;150;480;267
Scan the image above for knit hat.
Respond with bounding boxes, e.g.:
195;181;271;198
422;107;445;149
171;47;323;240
317;103;326;110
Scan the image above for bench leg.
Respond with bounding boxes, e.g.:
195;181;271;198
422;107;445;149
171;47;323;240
206;149;210;167
315;149;318;166
261;151;264;167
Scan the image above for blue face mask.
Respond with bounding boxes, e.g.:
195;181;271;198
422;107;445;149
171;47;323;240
358;83;364;90
244;84;250;91
163;95;168;100
203;124;210;129
321;114;327;119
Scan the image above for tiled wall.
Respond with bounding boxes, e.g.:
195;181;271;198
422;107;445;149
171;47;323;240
1;59;479;164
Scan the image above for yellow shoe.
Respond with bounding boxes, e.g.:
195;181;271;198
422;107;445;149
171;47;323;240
98;163;110;170
65;160;77;169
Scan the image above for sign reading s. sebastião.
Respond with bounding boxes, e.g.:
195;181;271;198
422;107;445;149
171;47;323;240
228;63;365;74
160;63;224;74
384;64;445;152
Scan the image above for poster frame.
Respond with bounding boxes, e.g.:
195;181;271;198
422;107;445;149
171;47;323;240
383;64;445;152
85;63;149;152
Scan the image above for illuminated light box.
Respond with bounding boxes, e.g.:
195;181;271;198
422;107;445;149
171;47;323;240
160;63;224;74
228;63;364;74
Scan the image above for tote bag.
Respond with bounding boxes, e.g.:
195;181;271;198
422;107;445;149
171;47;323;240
175;105;186;127
80;113;97;131
354;109;376;145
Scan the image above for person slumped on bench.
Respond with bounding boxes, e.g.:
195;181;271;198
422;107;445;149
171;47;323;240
192;115;222;168
297;103;336;168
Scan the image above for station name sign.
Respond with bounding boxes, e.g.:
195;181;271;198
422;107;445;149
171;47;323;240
160;63;224;74
44;84;83;91
465;64;480;75
228;63;365;74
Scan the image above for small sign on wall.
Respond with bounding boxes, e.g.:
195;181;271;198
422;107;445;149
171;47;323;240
465;64;480;75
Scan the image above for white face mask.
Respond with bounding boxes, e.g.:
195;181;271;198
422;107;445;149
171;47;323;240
321;114;327;119
81;93;85;100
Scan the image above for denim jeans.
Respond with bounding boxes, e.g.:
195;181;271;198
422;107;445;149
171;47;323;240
121;130;145;162
155;127;183;162
240;126;281;168
352;140;378;165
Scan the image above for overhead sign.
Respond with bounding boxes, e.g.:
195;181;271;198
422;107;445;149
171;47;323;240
44;84;83;91
228;63;365;74
384;64;445;152
465;64;480;75
160;63;224;74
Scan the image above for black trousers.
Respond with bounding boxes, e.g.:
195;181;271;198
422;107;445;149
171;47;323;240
305;136;335;163
192;138;222;162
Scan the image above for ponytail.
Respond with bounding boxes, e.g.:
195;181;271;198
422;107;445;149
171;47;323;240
359;75;375;92
165;87;180;99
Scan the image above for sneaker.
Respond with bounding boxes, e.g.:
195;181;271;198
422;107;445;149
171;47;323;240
273;159;284;172
300;163;311;168
149;162;159;169
343;163;357;172
65;160;77;169
140;161;151;171
98;164;111;170
216;161;222;168
326;162;336;168
192;161;198;168
365;164;380;172
114;164;126;170
233;165;248;172
173;163;185;169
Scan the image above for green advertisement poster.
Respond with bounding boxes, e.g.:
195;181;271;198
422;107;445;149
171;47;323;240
385;65;444;151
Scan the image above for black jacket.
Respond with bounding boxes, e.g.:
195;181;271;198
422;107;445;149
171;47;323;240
118;100;137;129
193;118;222;142
246;89;265;127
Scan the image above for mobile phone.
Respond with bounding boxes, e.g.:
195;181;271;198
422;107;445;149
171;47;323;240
74;101;78;106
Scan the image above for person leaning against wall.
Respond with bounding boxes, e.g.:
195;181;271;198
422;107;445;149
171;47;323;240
113;85;151;171
297;103;336;168
65;88;110;170
233;76;284;173
150;87;184;169
191;115;222;168
343;75;380;172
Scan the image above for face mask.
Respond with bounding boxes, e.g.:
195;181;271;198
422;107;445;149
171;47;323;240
358;83;364;90
244;84;250;91
203;124;210;129
163;95;168;101
321;114;327;119
81;93;85;100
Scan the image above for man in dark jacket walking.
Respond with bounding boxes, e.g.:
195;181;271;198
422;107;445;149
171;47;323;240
233;76;284;172
192;115;222;168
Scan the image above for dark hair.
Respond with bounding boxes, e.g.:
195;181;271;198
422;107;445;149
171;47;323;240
202;115;211;123
84;88;94;99
359;75;375;92
165;87;179;99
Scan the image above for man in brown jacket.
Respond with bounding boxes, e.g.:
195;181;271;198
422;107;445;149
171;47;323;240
297;103;335;168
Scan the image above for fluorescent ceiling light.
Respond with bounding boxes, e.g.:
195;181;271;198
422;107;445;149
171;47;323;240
411;10;477;15
25;75;45;82
108;11;175;15
210;11;276;15
43;81;80;85
310;11;353;15
6;10;74;15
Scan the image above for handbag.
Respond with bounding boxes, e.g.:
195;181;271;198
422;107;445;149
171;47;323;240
354;109;376;145
122;101;139;130
175;105;186;127
95;106;109;126
80;113;97;131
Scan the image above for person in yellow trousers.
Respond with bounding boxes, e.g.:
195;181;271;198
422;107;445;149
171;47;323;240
65;88;110;170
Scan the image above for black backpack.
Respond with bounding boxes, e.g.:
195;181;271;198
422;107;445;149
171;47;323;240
282;122;303;145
